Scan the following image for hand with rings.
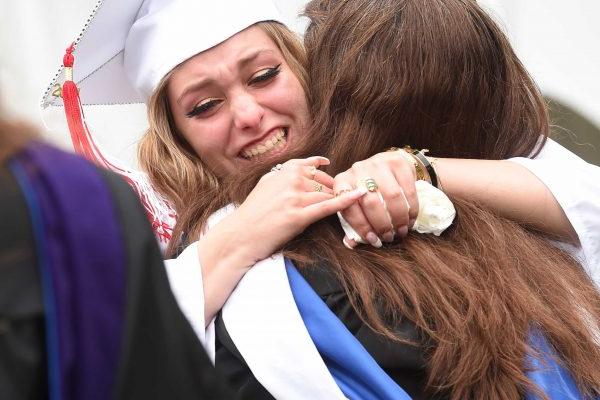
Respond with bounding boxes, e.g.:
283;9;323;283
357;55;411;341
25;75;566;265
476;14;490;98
334;151;419;249
227;156;366;263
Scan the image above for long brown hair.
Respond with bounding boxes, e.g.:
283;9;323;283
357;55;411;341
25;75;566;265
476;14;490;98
219;0;600;398
138;21;308;255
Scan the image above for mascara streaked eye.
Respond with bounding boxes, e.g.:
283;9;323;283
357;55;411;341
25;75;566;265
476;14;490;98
249;64;281;85
186;98;222;118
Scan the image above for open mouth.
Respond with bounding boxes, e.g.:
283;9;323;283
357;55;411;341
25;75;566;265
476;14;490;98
240;127;288;160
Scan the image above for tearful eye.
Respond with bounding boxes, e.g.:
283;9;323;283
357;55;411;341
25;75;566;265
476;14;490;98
248;64;281;85
186;98;222;118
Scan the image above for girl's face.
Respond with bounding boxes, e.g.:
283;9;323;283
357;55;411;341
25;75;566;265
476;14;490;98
167;25;309;177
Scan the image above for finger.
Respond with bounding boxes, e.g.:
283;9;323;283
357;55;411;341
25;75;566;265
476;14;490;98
357;190;392;246
343;236;358;250
303;188;366;222
300;191;336;206
382;186;410;239
303;177;334;195
334;172;379;246
313;169;335;189
376;170;411;237
300;165;335;189
355;171;398;237
338;202;373;244
390;167;419;228
333;170;356;195
286;156;330;168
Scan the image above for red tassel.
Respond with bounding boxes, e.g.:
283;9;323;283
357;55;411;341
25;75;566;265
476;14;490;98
58;43;176;249
63;44;75;68
61;44;96;161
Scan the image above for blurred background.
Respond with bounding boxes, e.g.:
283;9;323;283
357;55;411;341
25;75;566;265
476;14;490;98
1;0;598;166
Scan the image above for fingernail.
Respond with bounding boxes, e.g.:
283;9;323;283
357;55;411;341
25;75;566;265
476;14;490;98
355;186;368;196
408;218;416;229
343;236;357;249
365;232;382;248
397;225;409;238
316;156;330;165
382;231;395;242
344;188;368;200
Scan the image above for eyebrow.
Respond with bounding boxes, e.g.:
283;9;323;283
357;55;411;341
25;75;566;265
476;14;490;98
177;49;277;107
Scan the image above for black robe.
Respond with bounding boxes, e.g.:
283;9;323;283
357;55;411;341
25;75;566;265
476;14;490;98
214;262;438;400
0;147;232;400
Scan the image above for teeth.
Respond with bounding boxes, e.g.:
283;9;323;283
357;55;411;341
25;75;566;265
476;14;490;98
242;129;287;159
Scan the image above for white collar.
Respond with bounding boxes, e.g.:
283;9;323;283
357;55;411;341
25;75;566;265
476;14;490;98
222;253;347;399
211;205;346;398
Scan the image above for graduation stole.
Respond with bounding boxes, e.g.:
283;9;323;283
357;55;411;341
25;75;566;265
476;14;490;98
10;143;126;400
285;259;587;400
285;259;410;399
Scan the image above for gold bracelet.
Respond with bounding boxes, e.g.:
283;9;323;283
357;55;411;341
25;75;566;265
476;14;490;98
426;155;442;190
405;147;440;189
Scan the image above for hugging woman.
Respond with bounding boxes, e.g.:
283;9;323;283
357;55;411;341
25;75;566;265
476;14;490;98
46;0;600;398
209;0;600;398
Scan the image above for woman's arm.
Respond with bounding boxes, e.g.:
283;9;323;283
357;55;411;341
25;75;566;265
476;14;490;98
507;139;600;280
435;158;578;243
166;157;365;338
333;151;577;247
199;168;365;324
337;140;597;256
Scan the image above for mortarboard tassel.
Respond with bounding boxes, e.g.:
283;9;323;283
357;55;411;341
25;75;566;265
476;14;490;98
61;44;94;160
60;44;176;250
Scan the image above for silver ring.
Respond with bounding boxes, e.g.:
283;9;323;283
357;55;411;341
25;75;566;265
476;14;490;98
271;163;284;172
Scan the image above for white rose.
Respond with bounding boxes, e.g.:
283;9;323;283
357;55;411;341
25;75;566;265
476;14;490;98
411;180;455;236
337;180;455;242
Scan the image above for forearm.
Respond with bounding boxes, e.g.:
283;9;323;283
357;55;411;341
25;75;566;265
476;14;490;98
435;158;578;243
197;218;255;326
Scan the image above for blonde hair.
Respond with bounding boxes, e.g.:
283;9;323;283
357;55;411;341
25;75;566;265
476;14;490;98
138;21;308;254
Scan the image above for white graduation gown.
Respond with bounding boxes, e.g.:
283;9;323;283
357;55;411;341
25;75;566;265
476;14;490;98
508;138;600;285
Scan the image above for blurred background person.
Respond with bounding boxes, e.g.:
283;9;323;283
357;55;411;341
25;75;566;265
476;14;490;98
0;113;231;399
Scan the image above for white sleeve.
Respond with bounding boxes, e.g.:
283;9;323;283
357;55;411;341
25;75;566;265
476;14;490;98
164;242;216;362
508;139;600;287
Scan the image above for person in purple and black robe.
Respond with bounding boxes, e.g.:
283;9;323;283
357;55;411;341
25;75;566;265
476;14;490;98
0;118;231;400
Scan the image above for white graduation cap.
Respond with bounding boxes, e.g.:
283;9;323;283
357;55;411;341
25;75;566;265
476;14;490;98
41;0;283;107
40;0;285;250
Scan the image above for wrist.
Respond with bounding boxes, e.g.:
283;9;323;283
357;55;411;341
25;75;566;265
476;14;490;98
197;217;255;274
386;146;437;186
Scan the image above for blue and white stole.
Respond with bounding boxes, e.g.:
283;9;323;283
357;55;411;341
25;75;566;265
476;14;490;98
285;259;589;400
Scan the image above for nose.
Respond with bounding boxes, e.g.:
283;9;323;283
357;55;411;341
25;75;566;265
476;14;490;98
231;91;264;131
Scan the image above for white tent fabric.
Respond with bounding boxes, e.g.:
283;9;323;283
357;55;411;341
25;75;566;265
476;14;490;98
479;0;600;129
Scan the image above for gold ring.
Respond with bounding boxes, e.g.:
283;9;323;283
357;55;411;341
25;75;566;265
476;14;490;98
335;188;352;197
314;183;324;192
362;178;378;192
